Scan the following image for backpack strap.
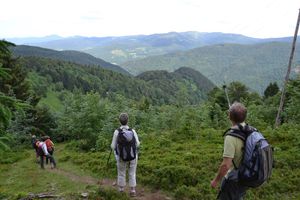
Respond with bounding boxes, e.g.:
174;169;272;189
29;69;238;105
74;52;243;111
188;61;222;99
224;124;258;141
118;127;132;132
223;124;258;169
224;129;247;141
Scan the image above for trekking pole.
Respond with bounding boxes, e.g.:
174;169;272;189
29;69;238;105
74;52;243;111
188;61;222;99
222;83;231;108
106;149;112;168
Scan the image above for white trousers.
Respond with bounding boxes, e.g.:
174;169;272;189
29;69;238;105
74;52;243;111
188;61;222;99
117;155;138;187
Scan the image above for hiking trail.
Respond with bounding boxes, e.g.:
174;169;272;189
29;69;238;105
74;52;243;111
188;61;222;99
47;167;171;200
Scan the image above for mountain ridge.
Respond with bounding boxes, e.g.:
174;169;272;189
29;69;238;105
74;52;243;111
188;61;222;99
123;42;300;93
11;45;130;75
7;32;294;64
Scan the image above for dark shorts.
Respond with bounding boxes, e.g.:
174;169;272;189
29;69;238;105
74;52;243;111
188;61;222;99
217;178;247;200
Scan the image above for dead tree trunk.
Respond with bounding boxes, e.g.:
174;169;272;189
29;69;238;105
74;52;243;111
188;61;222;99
275;9;300;127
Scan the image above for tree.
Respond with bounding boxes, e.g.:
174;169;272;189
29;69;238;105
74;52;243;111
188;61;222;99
227;81;249;103
0;41;19;131
1;40;55;140
264;82;279;98
57;92;108;150
208;87;228;110
0;40;27;151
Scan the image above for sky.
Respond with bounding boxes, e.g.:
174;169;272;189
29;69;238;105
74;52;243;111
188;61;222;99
0;0;299;39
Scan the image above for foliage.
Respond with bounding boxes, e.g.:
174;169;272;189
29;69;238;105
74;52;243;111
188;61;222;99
137;67;215;105
58;125;300;200
18;57;212;105
0;40;57;150
93;188;130;200
56;92;110;149
264;82;279;98
284;77;300;123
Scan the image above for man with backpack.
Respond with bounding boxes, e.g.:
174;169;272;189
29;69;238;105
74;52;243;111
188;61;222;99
111;113;140;197
211;102;273;200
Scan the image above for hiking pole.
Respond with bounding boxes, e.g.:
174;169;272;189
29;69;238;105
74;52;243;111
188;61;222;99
222;83;231;108
106;149;112;168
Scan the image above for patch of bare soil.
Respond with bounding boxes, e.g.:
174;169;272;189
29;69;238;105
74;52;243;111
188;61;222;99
49;168;172;200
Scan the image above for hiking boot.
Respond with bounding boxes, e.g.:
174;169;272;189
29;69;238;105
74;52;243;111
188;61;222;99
51;163;56;169
118;187;124;193
130;187;136;197
130;190;136;197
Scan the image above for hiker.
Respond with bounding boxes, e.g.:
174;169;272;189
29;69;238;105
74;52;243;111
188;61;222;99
211;102;249;199
31;135;39;163
111;113;140;197
43;136;55;165
37;138;56;169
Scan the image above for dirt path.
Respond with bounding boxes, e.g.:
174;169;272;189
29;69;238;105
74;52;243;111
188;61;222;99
48;168;171;200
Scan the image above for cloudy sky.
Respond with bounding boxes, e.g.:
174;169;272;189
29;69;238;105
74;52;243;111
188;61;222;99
0;0;299;38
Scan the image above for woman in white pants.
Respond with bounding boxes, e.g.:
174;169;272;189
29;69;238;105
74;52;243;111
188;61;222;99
111;113;140;197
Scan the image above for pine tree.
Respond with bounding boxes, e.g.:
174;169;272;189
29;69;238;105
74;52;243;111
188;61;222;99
0;40;56;138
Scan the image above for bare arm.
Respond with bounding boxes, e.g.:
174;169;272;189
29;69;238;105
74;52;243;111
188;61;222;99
111;130;118;150
211;157;233;188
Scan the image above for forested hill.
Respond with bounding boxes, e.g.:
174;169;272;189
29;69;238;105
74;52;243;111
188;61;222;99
138;67;215;95
123;42;300;93
11;45;130;75
19;56;214;105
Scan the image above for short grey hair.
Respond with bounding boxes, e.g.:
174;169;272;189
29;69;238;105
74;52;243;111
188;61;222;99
229;102;247;123
119;113;129;125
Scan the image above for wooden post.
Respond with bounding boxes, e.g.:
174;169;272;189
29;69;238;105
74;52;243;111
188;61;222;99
275;9;300;127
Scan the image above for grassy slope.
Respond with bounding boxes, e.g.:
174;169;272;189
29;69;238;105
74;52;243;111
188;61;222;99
0;148;97;199
1;125;299;200
57;126;300;199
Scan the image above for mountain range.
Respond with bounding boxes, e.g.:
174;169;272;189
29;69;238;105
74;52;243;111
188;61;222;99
7;32;300;93
7;32;294;64
123;42;300;93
